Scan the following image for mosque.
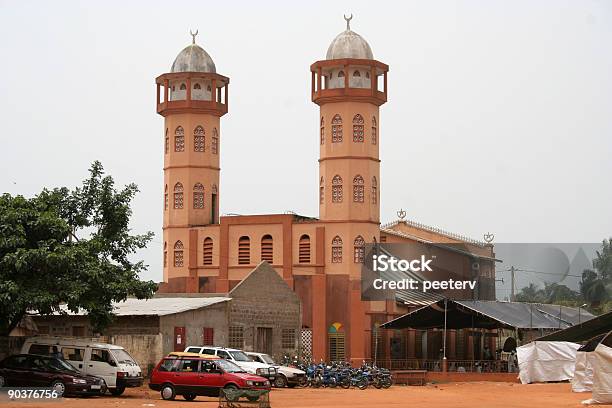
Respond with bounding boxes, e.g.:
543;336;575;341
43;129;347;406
155;16;497;364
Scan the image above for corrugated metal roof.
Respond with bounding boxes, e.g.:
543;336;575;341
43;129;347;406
382;299;596;330
56;297;231;317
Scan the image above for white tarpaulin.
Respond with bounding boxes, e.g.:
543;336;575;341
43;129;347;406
572;351;594;392
583;342;612;404
517;341;580;384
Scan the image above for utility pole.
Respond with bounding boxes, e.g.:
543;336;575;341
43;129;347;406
510;266;516;302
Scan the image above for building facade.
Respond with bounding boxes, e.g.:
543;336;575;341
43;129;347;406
155;18;496;364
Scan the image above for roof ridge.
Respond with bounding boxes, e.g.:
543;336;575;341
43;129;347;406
381;218;486;246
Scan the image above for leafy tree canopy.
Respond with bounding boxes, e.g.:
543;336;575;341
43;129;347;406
0;162;157;335
515;239;612;314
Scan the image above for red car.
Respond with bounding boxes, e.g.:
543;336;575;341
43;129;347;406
0;354;106;396
149;353;270;401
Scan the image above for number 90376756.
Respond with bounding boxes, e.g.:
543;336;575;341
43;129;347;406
1;388;61;402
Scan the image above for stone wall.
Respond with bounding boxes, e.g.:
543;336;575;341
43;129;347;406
102;334;163;376
159;301;230;355
229;262;302;359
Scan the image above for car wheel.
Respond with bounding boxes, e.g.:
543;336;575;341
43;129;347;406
182;393;197;401
160;384;176;401
274;375;287;388
223;384;238;402
51;380;66;397
110;386;125;396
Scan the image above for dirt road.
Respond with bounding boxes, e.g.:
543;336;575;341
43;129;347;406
6;382;589;408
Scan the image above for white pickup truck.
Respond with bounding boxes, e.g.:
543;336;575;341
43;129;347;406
246;352;306;387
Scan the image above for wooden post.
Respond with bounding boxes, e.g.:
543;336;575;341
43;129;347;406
211;79;217;103
186;77;192;101
383;71;388;95
224;84;228;109
370;66;376;94
163;79;169;104
344;64;349;89
311;70;316;96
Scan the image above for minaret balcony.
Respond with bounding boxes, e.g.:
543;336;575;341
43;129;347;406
311;58;388;106
156;72;229;117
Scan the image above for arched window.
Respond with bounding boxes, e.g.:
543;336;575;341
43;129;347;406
164;185;168;210
212;128;219;154
372;116;377;145
174;240;184;267
353;114;364;142
238;236;250;265
353;175;364;203
354;236;365;263
338;70;345;78
163;242;167;267
203;237;213;265
320;117;325;145
332;114;343;143
332;175;343;203
164;128;169;154
332;236;343;263
179;83;186;90
261;234;273;263
173;182;184;209
174;126;185;152
366;71;370;79
193;183;204;209
194;83;201;90
207;85;212;92
299;234;310;263
353;70;361;77
319;177;324;204
194;126;205;152
372;176;377;204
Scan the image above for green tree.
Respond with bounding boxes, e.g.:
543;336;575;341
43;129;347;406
0;162;157;335
580;239;612;307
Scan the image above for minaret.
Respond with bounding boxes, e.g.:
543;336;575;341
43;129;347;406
156;31;229;281
311;16;388;363
312;16;387;225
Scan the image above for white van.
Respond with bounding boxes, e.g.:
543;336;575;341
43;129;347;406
21;337;143;395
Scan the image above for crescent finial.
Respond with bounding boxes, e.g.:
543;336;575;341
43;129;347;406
344;14;353;31
190;29;199;44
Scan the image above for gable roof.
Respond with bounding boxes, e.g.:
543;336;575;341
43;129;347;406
51;297;231;317
229;261;298;301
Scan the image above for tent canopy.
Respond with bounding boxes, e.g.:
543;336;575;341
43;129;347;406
381;299;595;330
536;310;612;343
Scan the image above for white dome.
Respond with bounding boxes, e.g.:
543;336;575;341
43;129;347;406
326;16;373;60
171;43;216;73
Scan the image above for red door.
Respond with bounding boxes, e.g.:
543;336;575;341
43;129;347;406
202;327;214;346
174;327;186;351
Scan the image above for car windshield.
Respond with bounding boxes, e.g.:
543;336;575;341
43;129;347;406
229;351;251;362
216;359;246;373
258;354;275;365
47;358;79;373
110;349;135;365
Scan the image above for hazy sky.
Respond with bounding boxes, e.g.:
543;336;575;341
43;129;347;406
1;0;611;286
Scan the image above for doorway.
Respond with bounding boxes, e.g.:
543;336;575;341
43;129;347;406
256;327;273;355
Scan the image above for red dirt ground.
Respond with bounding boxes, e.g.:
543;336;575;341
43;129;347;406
6;382;593;408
